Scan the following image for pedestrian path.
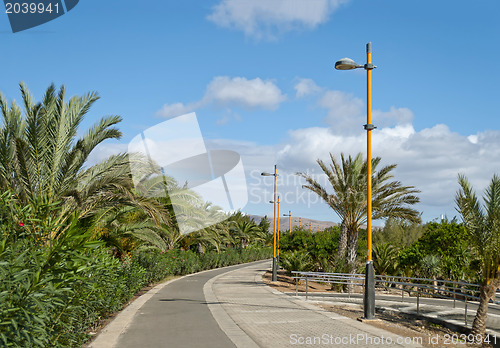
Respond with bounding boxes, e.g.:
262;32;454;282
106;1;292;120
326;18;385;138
207;262;422;347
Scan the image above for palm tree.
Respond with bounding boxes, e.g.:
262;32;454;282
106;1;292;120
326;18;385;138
196;220;235;253
298;153;421;273
92;205;169;257
227;212;267;247
373;243;399;276
455;174;500;337
280;250;314;275
230;219;266;248
0;83;120;206
420;254;441;293
0;83;168;240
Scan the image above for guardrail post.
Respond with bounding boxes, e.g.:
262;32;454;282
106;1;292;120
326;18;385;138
417;288;420;315
464;297;468;327
362;275;365;301
348;278;351;299
305;276;308;300
295;277;298;296
401;280;404;302
453;285;456;308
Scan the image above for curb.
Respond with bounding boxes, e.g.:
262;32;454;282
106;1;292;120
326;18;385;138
86;276;181;348
204;265;262;348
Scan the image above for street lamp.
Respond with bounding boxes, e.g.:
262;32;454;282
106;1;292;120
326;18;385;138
270;197;281;263
283;211;292;234
335;42;377;320
262;165;278;281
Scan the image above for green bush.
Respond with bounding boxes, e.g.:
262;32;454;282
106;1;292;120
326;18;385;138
0;222;97;347
280;250;314;275
134;246;272;281
398;221;473;279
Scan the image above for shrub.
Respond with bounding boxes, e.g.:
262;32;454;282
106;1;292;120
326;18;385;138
280;250;314;275
133;246;272;281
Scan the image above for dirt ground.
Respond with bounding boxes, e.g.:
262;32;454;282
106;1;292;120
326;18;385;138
262;270;494;348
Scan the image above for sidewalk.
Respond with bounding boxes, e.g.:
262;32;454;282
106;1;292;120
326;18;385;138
207;261;423;347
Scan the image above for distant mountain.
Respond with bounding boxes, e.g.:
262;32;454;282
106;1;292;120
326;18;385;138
248;215;338;233
247;215;381;232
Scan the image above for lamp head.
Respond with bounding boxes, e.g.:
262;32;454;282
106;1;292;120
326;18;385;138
334;58;361;70
261;172;272;176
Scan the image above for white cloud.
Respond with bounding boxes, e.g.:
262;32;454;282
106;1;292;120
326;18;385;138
156;102;202;119
468;135;478;144
316;88;415;134
205;76;286;110
294;78;322;98
85;143;128;167
156;76;286;119
319;90;364;133
373;106;414;128
160;78;497;222
207;0;349;39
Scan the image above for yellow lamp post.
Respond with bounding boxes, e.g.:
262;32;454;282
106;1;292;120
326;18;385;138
262;165;278;281
277;197;280;262
269;197;281;265
335;42;377;320
283;211;292;234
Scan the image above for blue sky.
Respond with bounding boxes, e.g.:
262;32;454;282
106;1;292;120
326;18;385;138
1;0;500;225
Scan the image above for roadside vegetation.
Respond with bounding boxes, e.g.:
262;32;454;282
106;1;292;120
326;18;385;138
0;84;271;347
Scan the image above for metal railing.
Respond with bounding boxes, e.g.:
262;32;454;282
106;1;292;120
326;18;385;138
291;271;500;327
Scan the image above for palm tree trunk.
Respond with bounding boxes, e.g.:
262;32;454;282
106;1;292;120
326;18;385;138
336;223;348;262
346;231;358;272
345;230;358;292
198;242;204;254
472;279;498;336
